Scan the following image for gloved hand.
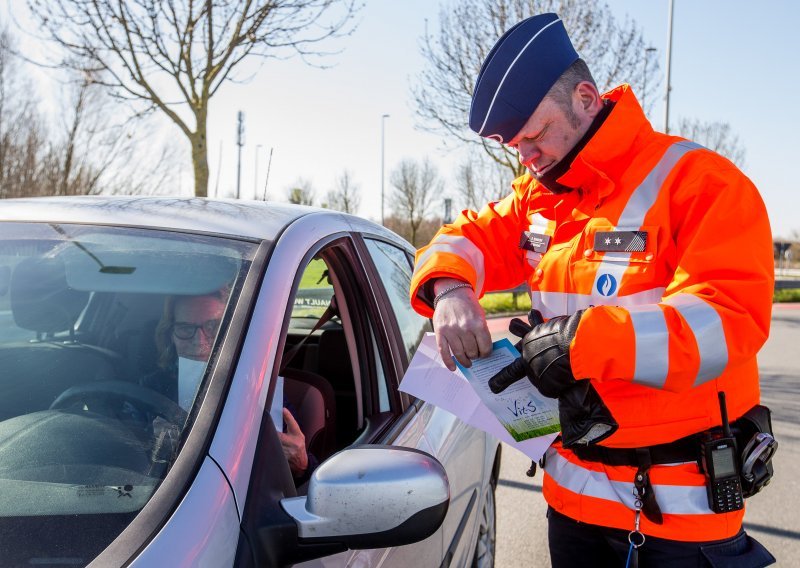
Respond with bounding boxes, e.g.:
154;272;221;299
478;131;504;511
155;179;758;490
558;378;618;447
488;309;580;397
488;309;618;447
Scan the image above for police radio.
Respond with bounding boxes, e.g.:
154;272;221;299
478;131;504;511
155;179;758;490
699;392;744;513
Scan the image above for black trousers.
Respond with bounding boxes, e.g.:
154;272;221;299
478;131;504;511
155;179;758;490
547;507;775;568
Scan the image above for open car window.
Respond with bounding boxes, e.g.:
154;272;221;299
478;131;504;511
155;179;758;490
0;222;258;564
280;253;362;463
276;239;404;487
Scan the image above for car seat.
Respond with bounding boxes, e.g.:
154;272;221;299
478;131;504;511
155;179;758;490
0;257;117;422
316;328;358;447
282;368;337;463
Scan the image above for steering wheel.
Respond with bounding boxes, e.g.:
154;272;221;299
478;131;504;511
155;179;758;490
50;380;187;425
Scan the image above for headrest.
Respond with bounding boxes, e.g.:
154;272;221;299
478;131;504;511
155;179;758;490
469;13;579;143
11;257;90;333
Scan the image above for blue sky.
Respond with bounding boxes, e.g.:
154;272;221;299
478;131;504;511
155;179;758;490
8;0;800;237
203;0;799;237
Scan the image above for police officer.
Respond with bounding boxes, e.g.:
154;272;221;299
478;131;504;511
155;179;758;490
409;13;775;567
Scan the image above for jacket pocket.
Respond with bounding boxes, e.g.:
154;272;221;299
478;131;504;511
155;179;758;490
575;225;662;297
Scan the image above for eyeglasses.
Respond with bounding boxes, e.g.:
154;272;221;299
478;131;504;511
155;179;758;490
172;319;222;341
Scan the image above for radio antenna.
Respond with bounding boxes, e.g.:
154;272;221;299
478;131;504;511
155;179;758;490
718;392;732;438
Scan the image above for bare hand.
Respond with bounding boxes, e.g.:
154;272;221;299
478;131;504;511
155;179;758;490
433;281;492;371
277;408;308;475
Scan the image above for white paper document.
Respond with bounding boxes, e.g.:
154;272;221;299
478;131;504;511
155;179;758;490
399;333;559;461
270;375;285;430
456;338;561;441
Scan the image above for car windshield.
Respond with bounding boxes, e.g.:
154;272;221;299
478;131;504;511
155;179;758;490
0;222;258;564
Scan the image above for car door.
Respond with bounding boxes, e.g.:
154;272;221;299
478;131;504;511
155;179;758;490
357;236;492;567
233;216;492;567
234;230;444;567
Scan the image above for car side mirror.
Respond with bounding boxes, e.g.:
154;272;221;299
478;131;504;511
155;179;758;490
280;445;450;550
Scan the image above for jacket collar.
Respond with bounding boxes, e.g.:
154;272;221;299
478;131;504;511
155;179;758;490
521;84;654;217
558;84;653;198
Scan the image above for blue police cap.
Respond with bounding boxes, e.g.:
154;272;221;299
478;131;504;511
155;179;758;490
469;14;579;143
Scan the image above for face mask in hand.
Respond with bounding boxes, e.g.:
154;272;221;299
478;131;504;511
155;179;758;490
178;357;207;411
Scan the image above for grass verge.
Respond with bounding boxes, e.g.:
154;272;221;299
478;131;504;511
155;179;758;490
479;292;531;315
774;288;800;302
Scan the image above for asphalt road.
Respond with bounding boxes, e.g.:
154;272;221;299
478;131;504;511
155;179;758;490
491;305;800;567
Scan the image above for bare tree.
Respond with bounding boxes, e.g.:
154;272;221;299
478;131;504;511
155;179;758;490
26;0;360;197
385;214;444;249
36;69;177;197
287;178;316;205
0;27;48;198
51;71;121;196
0;27;175;198
676;117;746;168
413;0;660;178
454;149;511;212
323;169;361;213
389;158;443;247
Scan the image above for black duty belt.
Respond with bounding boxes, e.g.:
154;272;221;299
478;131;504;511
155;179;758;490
569;434;701;526
571;433;699;467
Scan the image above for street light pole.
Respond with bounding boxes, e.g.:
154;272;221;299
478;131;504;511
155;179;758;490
263;147;273;201
642;47;657;112
236;111;245;198
254;144;262;198
381;114;390;225
664;0;675;134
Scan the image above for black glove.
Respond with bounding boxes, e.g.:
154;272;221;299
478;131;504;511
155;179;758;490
488;309;580;397
488;309;618;447
558;379;618;447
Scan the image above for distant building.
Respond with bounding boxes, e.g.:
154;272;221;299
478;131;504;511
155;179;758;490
774;240;797;268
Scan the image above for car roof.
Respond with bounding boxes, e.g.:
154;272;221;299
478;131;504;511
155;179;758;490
0;196;399;243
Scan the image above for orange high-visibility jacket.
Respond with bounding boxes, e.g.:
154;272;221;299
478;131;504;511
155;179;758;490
410;85;774;541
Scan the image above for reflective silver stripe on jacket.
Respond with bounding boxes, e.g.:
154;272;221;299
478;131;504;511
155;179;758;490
544;448;713;515
627;294;728;388
665;294;729;386
530;287;666;319
590;141;704;299
529;212;550;232
414;234;486;295
629;303;670;388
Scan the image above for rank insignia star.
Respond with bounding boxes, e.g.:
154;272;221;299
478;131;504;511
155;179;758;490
594;230;648;252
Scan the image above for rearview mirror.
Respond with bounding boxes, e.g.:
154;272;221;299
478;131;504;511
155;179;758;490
281;445;449;549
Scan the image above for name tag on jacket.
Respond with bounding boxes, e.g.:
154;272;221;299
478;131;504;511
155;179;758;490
594;231;648;252
520;231;551;253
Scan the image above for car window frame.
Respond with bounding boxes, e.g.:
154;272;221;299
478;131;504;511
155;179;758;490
323;237;409;440
264;233;404;452
351;234;425;413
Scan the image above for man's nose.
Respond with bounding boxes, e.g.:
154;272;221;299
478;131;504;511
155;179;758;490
517;142;541;167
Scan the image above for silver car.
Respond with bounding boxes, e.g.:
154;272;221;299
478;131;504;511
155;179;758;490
0;197;500;567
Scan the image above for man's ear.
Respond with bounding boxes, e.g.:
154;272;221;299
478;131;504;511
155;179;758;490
574;81;603;119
